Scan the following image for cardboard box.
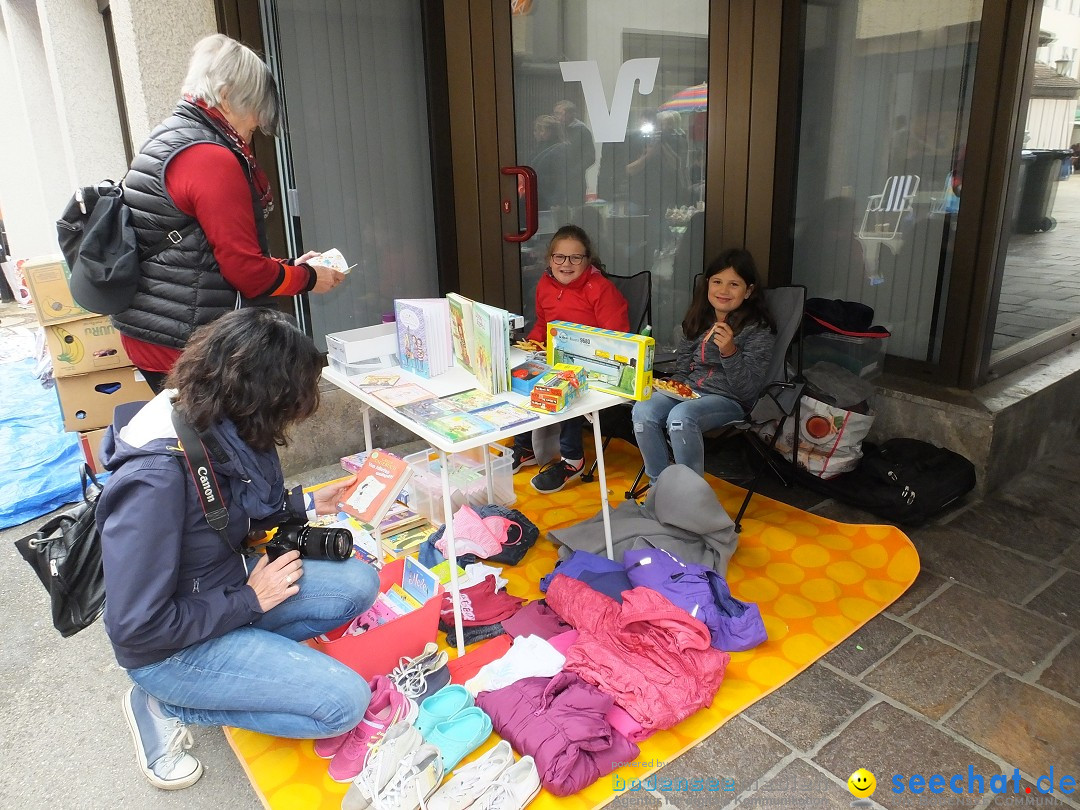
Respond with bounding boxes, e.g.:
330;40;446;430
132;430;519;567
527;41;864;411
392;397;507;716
530;363;587;413
546;320;655;400
308;558;443;680
55;365;154;432
21;255;91;325
510;359;552;396
326;322;399;366
44;315;131;377
78;428;108;474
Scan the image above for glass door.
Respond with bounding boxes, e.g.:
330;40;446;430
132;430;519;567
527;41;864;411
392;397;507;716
509;1;710;350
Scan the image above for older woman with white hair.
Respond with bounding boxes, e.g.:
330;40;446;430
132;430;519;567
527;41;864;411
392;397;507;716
114;34;345;394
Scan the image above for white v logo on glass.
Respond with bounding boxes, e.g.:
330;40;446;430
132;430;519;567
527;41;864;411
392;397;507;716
560;58;660;143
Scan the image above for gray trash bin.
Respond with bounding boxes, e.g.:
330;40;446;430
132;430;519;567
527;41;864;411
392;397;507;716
1015;149;1073;233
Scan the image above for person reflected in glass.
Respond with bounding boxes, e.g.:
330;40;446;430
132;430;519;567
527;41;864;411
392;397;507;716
531;114;570;214
632;249;775;485
554;100;596;208
512;225;629;494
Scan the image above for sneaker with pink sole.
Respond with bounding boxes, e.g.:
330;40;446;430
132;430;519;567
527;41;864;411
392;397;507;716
327;676;417;782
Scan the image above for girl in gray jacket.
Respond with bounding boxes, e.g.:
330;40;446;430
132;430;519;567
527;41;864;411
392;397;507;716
632;248;775;484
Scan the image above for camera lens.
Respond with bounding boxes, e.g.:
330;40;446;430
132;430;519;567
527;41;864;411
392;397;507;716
296;526;353;561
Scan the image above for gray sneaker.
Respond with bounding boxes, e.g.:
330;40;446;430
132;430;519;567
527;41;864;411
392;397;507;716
389;642;450;703
122;685;203;790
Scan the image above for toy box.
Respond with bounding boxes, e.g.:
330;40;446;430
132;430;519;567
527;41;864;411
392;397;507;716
510;359;552;396
804;332;888;379
308;558;443;681
44;315;131;377
530;363;587;413
546;320;654;400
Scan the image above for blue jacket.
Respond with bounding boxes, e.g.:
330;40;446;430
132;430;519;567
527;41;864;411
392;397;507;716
97;395;306;668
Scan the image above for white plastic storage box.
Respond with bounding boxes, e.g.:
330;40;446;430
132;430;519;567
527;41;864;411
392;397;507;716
803;332;887;379
402;444;515;525
326;323;398;366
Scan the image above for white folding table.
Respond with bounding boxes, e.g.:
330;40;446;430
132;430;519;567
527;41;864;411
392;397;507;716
322;350;626;655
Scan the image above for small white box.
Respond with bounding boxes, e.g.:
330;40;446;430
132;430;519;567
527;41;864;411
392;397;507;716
326;323;399;365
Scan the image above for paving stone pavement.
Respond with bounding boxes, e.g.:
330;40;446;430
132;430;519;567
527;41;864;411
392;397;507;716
2;305;1078;809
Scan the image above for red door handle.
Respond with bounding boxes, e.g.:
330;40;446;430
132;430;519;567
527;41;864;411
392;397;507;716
501;166;538;243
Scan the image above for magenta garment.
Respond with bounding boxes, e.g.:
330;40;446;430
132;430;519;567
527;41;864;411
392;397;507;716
547;629;579;656
545;574;730;733
438;575;524;627
500;600;572;640
476;671;639;796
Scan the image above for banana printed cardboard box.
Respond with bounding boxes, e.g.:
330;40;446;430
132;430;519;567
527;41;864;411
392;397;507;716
45;315;131;377
20;255;91;325
55;366;153;432
546;320;655;400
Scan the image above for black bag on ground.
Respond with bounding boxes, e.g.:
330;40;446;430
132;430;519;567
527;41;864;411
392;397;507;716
14;465;106;637
789;438;976;526
56;180;197;315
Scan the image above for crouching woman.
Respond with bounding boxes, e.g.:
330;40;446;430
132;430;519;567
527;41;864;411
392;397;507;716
97;308;379;789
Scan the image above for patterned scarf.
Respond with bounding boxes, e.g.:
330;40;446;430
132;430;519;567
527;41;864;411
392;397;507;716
185;95;274;218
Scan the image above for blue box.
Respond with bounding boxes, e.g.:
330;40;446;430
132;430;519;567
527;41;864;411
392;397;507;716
510;360;551;396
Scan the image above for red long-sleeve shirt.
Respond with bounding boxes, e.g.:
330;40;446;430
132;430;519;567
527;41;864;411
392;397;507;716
121;143;315;373
527;265;630;343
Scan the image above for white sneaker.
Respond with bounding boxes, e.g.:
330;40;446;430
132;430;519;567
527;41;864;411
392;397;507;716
342;721;423;810
427;740;516;810
364;743;444;810
469;756;541;810
122;685;203;790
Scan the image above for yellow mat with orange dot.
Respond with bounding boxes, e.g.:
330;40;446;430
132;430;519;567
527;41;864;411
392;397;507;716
224;438;919;809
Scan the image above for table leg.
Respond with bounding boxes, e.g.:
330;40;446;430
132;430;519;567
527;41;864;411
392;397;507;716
589;410;615;560
483;445;495;504
438;449;466;657
361;405;373;454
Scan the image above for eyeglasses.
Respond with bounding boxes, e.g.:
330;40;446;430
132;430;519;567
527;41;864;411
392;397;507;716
551;253;587;265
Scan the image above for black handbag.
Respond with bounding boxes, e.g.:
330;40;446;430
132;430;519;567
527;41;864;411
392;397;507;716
14;465;106;637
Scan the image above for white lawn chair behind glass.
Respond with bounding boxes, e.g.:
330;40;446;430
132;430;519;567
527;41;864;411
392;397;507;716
855;174;920;285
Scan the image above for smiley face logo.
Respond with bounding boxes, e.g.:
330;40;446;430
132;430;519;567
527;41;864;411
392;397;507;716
848;768;876;798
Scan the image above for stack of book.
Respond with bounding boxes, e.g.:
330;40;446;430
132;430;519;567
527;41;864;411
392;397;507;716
379;503;438;560
394;387;537;442
447;293;513;395
395;299;453;378
345;558;441;635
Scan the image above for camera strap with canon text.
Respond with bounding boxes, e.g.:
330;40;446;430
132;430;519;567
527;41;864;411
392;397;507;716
170;410;232;552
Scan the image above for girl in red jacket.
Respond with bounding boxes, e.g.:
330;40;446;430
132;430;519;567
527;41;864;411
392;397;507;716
514;225;629;493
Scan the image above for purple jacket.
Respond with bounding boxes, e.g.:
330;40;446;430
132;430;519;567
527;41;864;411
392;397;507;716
475;671;639;796
539;549;632;602
623;547;767;652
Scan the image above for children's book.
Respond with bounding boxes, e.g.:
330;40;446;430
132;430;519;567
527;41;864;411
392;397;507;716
386;584;421;612
382;523;437;560
470;401;539;430
443;388;499;411
309;512;381;567
371;383;435;409
395;298;453;378
341;450;414;529
358;372;400;387
378;502;427;537
446;293;477;373
471;302;513;394
425;411;498;442
402;557;440;604
396;397;465;425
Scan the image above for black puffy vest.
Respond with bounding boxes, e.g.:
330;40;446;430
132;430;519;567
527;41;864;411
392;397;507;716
114;102;269;349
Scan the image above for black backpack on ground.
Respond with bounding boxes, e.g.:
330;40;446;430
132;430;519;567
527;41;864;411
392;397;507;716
789;438;977;526
56;180;197;315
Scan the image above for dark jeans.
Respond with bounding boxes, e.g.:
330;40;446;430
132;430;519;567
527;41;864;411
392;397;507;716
514;416;585;461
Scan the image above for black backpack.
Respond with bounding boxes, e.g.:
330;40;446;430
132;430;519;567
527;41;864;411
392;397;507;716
56;180;197;315
790;438;976;526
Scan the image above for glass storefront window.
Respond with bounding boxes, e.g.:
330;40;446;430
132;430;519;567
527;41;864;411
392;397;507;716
511;0;709;350
791;1;982;364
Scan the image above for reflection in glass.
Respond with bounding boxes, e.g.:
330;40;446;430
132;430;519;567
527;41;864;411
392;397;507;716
791;2;982;364
511;1;709;351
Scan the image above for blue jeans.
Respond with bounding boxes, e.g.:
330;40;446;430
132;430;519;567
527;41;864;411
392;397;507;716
515;416;585;460
127;558;380;739
632;393;746;482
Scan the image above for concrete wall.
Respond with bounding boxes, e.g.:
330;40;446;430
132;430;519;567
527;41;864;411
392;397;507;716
0;0;214;262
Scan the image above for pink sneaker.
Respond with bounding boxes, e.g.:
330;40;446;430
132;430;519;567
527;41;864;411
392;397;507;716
328;676;417;782
314;675;386;759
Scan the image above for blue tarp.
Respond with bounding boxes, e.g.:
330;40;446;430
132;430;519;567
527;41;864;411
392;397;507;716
0;358;85;528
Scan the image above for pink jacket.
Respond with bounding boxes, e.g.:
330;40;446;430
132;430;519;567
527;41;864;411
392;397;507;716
545;574;730;732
